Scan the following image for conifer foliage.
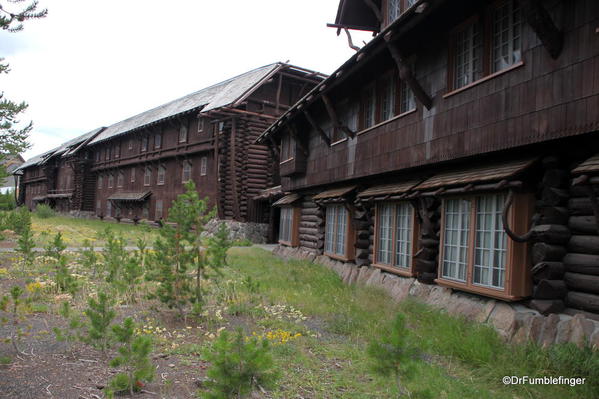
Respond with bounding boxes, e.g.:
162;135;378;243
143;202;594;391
84;291;116;355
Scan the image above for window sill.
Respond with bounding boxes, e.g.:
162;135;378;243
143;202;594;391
325;252;353;262
435;278;525;301
372;263;414;277
280;157;295;165
330;138;348;147
356;109;417;137
443;61;525;99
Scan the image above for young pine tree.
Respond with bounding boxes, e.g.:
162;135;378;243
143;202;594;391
79;239;99;277
84;291;116;355
102;229;127;284
53;301;84;355
0;286;27;355
121;255;143;304
44;232;66;261
202;329;279;399
107;317;154;397
16;223;35;272
206;222;232;273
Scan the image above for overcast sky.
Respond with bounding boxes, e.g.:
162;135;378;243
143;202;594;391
0;0;373;160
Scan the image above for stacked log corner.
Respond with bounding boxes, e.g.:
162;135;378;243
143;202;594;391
528;157;570;315
300;196;324;254
353;202;373;267
565;174;599;314
414;197;441;284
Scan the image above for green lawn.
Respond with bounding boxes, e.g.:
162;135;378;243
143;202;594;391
30;215;158;247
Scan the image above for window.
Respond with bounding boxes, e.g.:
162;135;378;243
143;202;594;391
362;85;376;129
280;134;294;161
279;207;298;245
374;202;415;273
117;171;124;187
438;192;531;300
197;117;205;133
130;167;135;183
108;174;114;188
381;76;396;121
492;0;522;73
106;200;112;217
114;143;121;158
98;174;103;189
141;136;148;152
179;125;188;143
200;157;207;176
182;161;192;182
387;0;401;24
144;167;152;186
157;165;166;185
155;200;163;220
335;99;357;142
399;80;416;114
154;133;162;149
324;204;353;259
450;1;522;90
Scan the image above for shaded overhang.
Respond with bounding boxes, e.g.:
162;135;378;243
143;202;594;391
272;193;302;207
313;185;357;203
329;0;381;33
108;191;152;202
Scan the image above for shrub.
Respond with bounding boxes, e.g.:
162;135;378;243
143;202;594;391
201;329;278;399
35;203;55;219
0;191;16;210
107;318;154;397
0;206;31;235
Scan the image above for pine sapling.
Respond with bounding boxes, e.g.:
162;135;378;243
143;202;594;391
202;328;279;399
107;317;154;397
80;239;99;277
55;256;78;295
16;223;35;272
53;301;84;355
0;286;28;355
45;232;66;261
102;229;127;284
84;291;116;355
121;256;143;304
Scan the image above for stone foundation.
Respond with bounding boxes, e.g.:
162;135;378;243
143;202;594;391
273;245;599;348
202;219;268;244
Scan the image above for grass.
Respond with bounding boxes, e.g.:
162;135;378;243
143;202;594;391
30;214;158;247
226;247;599;399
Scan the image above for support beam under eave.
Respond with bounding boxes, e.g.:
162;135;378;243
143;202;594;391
287;124;309;157
303;110;331;146
384;35;433;110
322;94;355;138
522;0;563;59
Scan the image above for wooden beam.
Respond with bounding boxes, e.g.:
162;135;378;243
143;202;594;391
303;109;331;146
287;124;309;157
267;136;280;159
361;0;382;22
384;34;433;109
275;73;283;113
522;0;563;59
321;94;355;138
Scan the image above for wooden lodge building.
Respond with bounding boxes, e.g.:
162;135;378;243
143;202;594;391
15;63;325;241
258;0;599;317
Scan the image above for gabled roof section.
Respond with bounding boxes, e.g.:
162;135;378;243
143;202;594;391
331;0;381;32
89;63;289;146
13;148;58;173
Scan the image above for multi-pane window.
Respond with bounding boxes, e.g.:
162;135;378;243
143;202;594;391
117;171;124;187
381;76;396;121
492;0;522;73
441;193;508;289
108;174;114;188
375;202;414;269
200;157;207;176
98;175;103;189
280;134;294;161
144;167;152;186
387;0;401;24
154;133;162;149
325;204;349;257
279;207;296;244
179;125;188;143
141;136;148;152
182;161;192;182
400;80;416;114
157;165;166;185
453;22;483;89
155;200;163;220
363;85;377;129
130;167;135;183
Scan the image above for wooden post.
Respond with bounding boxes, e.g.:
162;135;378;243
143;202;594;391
384;34;433;110
230;118;240;220
322;94;355;138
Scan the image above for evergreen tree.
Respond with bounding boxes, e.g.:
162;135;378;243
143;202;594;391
202;329;278;399
44;232;66;261
102;228;127;284
107;317;154;397
79;239;99;277
120;255;143;304
206;222;232;272
16;222;35;271
84;291;115;355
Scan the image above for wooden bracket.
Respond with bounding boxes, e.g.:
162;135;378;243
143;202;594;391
522;0;563;59
384;35;433;110
361;0;382;22
267;136;280;160
287;124;309;157
303;110;331;145
322;94;355;138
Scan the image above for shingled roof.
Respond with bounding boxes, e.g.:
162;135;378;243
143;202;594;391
88;63;286;145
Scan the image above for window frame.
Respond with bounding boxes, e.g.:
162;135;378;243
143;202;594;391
278;206;300;247
182;161;192;183
372;201;419;277
144;166;152;186
436;191;533;301
107;173;114;188
97;174;103;189
117;171;124;188
324;204;356;261
179;124;188;143
154;133;162;149
197;117;205;133
200;156;207;176
157;165;166;186
361;83;377;130
141;136;148;152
